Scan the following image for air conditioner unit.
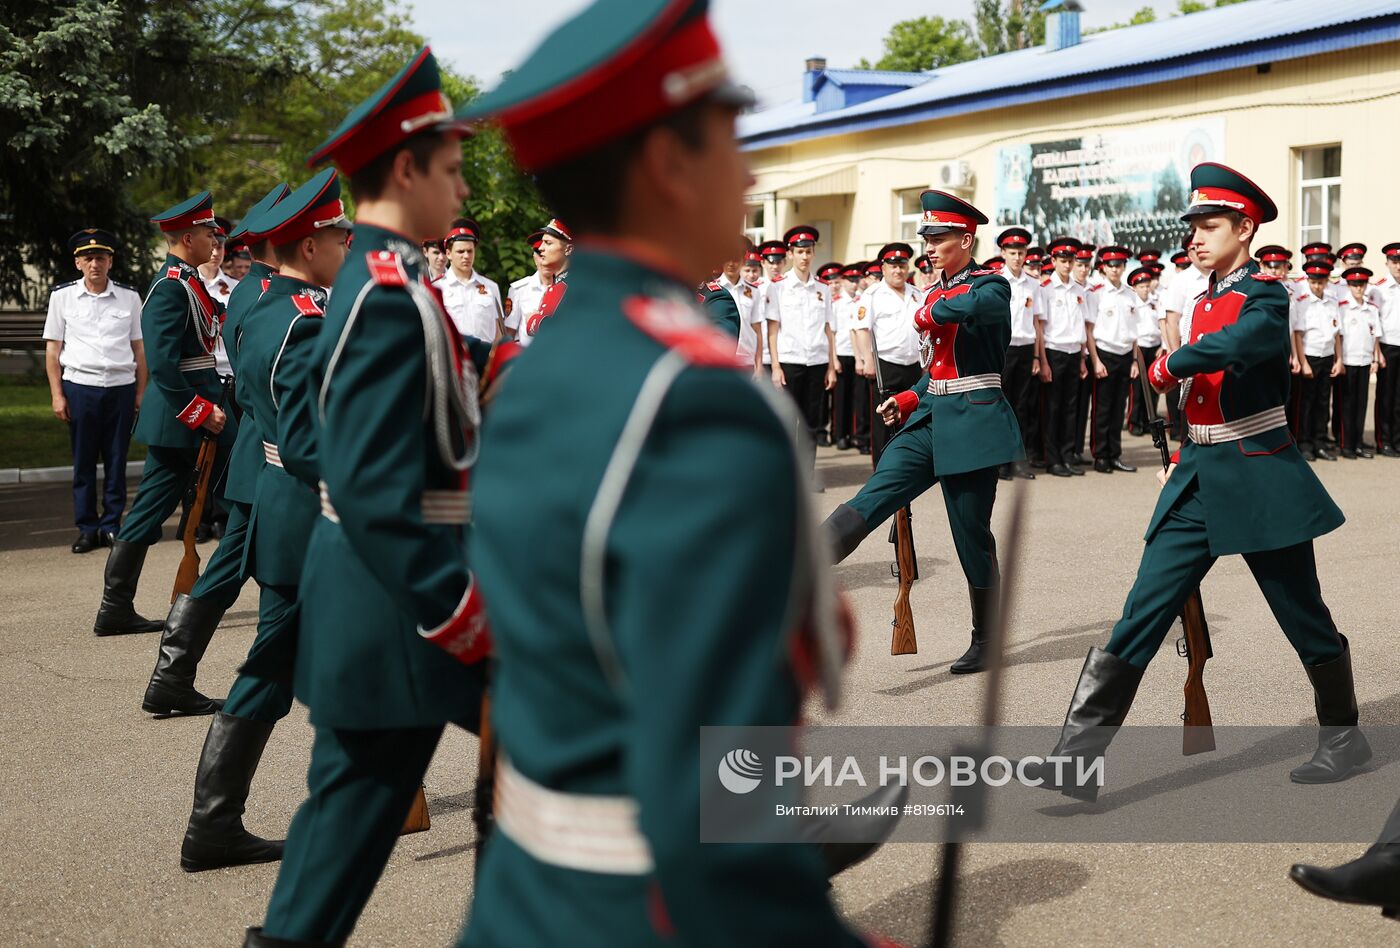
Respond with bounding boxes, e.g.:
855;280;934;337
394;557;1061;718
935;160;972;189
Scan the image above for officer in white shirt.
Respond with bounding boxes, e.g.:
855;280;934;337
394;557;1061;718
754;239;787;370
1127;266;1162;436
505;223;571;346
435;217;504;343
1084;246;1140;473
1039;237;1091;476
996;227;1042;479
858;242;924;461
720;245;761;373
1292;260;1343;461
1372;243;1400;456
1337;267;1384;458
43;229;148;553
767;224;836;477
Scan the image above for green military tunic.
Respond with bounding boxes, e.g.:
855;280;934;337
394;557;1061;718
118;255;237;546
1106;260;1345;668
841;260;1023;589
697;278;741;337
465;246;862;946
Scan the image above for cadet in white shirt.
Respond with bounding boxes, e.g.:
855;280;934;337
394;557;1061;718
1084;246;1140;473
1292;260;1343;461
1127;267;1162;436
858;242;924;460
754;239;787;369
767;224;836;476
1070;248;1099;462
43;229;148;553
421;238;447;282
1337;267;1384;458
1039;238;1091;476
435;217;504;343
505;223;570;347
996;228;1042;479
838;263;873;453
734;247;765;375
1372;243;1400;456
200;223;239;377
821;261;858;450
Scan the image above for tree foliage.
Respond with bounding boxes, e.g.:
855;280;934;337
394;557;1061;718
856;16;980;72
0;0;549;308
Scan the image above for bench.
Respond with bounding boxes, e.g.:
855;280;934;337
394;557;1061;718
0;312;46;351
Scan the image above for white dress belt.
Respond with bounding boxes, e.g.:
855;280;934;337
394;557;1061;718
318;480;471;525
178;355;216;371
925;373;1002;396
262;441;282;468
494;757;654;876
1187;405;1288;446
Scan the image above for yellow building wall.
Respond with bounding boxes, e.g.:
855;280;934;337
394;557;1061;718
746;41;1400;264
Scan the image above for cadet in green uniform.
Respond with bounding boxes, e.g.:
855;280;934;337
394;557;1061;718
180;170;347;874
142;182;290;718
461;3;901;945
245;48;492;948
1034;163;1370;800
94;193;234;637
824;190;1024;675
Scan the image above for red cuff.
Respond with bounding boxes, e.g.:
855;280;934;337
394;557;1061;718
177;395;215;430
893;389;919;422
1148;351;1179;392
1170;447;1181;465
419;573;492;665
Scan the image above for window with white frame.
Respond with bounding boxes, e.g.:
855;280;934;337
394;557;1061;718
1298;146;1341;250
744;204;766;247
895;188;924;241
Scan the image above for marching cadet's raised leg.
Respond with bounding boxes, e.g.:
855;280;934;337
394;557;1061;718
96;193;232;636
1291;796;1400;916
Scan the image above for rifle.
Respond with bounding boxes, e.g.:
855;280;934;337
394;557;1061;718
868;324;918;656
929;480;1026;948
170;376;232;603
472;685;497;867
1134;348;1215;755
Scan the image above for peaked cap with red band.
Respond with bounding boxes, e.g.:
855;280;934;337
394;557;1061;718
816;262;843;282
918;190;988;237
1075;247;1095;260
229;183;292;243
1097;245;1131;264
527;229;546;250
1338;242;1367;260
1341;266;1373;284
1301;242;1333;258
997;227;1032;248
1025;247;1044;264
445;219;481;245
1181;161;1278;224
743;248;763;264
1384;242;1400;260
841;263;864;279
1128;267;1153;287
758;239;787;260
542;218;573;242
1254;244;1292;264
1171;250;1191;266
1303;261;1333;277
877;242;913;264
151;191;216;233
1047;236;1082;258
254;168;352;247
863;261;883;276
785;224;819;247
309;47;473;176
459;0;754;173
915;254;934;273
1136;247;1162;263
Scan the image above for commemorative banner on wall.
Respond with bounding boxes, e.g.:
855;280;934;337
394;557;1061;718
993;118;1225;253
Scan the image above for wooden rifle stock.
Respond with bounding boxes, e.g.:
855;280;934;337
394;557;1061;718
1133;348;1215;755
401;785;431;834
170;378;232;603
891;507;918;655
472;689;497;866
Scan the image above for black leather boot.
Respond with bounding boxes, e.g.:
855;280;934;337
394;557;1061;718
93;540;163;635
243;927;342;947
801;781;909;878
823;503;871;565
143;594;225;717
182;712;284;872
1290;636;1372;784
1024;647;1143;802
1290;797;1400;917
950;583;997;674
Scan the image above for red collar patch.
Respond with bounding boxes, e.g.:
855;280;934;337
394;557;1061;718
291;294;324;317
622;295;738;368
366;251;408;287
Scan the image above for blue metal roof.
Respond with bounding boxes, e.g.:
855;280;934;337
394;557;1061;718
739;0;1400;149
817;69;930;88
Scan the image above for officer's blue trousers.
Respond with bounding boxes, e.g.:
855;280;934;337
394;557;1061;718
117;443;230;546
62;380;135;533
845;420;1000;589
1106;474;1344;668
262;725;443;942
185;500;252;612
223;582;297;723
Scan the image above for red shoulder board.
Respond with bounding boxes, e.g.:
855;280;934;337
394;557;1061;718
772;275;785;282
971;269;996;277
165;266;183;281
291;294;323;317
1252;272;1282;282
260;278;271;293
705;279;724;291
622;295;737;368
1040;277;1052;286
1088;284;1102;292
365;251;408;287
1339;299;1350;307
1296;294;1309;301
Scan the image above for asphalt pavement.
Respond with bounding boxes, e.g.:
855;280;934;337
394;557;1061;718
3;436;1398;946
